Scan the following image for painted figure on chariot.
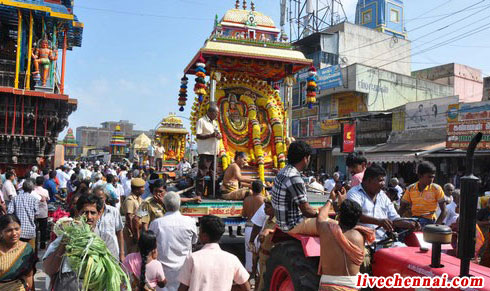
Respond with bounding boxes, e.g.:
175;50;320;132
32;38;58;87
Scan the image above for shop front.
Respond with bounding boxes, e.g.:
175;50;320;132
297;136;333;173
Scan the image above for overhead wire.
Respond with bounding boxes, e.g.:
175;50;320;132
340;0;488;54
76;5;211;21
378;21;490;69
364;7;490;69
405;0;454;24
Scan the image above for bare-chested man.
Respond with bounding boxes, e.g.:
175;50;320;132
316;199;375;291
241;180;265;274
220;151;254;200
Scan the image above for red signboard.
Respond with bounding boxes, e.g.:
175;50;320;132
342;123;356;153
446;120;490;149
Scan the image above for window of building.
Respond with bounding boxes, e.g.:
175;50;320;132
390;9;400;23
321;52;339;66
362;9;372;24
300;81;306;105
300;119;309;137
292;85;300;107
292;120;300;137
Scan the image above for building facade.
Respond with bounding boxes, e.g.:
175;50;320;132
412;63;483;103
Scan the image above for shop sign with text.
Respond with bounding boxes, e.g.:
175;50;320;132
303;136;332;149
446;120;490;149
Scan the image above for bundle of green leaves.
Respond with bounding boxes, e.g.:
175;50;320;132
54;217;131;291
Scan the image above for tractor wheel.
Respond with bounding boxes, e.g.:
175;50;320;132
263;240;320;291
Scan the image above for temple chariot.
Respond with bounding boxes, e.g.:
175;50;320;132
0;0;83;174
177;1;326;217
180;1;312;184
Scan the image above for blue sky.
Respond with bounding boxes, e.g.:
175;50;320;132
61;0;490;139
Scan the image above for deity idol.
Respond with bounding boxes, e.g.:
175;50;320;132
227;93;247;131
32;38;58;86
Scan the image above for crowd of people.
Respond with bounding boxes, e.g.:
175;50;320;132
0;117;489;291
0;161;252;291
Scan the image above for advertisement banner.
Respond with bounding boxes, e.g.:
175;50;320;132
446;120;490;149
453;100;490;122
302;136;333;149
296;65;343;91
319;119;341;133
342;123;356;153
317;65;343;91
405;96;458;130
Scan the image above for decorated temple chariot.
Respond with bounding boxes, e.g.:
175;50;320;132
0;0;83;174
61;128;77;160
179;0;312;182
154;114;189;176
109;125;127;162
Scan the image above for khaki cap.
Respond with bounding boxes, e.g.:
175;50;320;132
131;178;146;187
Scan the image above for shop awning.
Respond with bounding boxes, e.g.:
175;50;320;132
366;153;417;163
332;146;375;156
364;141;446;163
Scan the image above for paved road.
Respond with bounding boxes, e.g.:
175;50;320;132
34;249;48;291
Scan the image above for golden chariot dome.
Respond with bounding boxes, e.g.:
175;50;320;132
220;9;277;30
157;114;188;134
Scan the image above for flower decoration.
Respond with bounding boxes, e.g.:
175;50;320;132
306;65;317;109
194;56;207;102
178;75;188;112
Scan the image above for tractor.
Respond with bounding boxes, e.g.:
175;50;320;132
263;133;490;291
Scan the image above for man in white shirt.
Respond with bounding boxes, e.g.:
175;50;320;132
2;171;17;205
118;165;128;186
347;164;418;241
195;103;221;197
30;166;40;179
155;142;165;171
91;173;105;189
31;176;50;249
79;163;91;181
149;191;198;291
444;189;459;226
324;172;340;193
56;166;70;196
390;177;405;203
308;177;325;194
122;170;133;197
177;158;192;178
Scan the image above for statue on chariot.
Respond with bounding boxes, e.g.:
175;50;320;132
177;1;313;198
32;37;58;87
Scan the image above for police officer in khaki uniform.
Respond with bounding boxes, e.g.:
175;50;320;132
137;179;166;230
121;177;145;253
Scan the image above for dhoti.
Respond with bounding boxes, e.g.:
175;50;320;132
220;182;249;200
318;274;359;291
244;222;253;272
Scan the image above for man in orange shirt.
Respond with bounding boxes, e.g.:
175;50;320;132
399;161;447;227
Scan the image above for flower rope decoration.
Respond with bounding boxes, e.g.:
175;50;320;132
241;94;265;182
306;65;317;109
194;56;207;102
178;75;188;111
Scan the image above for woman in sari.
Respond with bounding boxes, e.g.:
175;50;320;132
0;214;37;291
123;230;166;290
